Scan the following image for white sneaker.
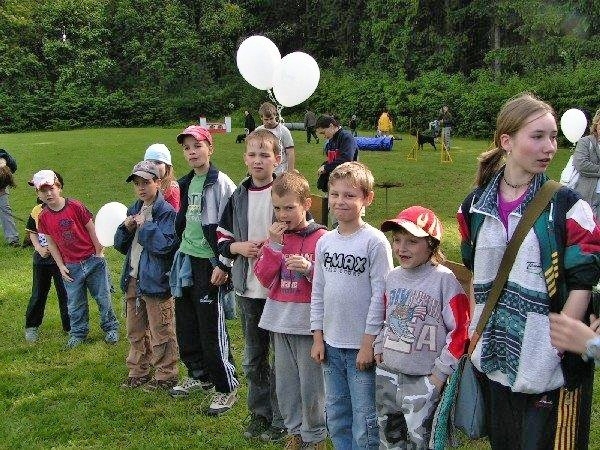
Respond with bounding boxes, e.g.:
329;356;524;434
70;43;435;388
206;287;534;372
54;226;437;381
169;377;214;398
207;390;237;415
25;327;38;343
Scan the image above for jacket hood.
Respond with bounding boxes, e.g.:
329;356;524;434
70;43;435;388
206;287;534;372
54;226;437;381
286;220;327;237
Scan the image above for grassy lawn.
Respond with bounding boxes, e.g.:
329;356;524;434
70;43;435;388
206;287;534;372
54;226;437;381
0;126;596;449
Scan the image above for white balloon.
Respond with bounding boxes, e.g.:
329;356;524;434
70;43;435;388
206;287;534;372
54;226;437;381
236;36;281;90
273;52;320;107
95;202;128;247
560;108;588;144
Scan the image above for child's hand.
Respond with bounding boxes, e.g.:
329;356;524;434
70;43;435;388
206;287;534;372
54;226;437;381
124;216;137;231
210;266;229;286
232;240;262;258
374;353;383;365
59;265;74;283
356;345;374;371
269;222;287;244
133;214;146;227
428;374;444;392
591;314;600;334
311;331;326;364
285;255;311;275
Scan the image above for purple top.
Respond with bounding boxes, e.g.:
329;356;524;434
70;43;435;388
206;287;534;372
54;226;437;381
498;191;526;231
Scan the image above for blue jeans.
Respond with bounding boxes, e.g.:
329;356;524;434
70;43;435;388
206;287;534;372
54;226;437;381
64;255;118;339
323;343;378;449
0;190;19;244
237;295;283;427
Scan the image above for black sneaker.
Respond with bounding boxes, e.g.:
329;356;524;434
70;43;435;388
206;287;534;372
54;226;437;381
243;414;270;438
260;425;286;442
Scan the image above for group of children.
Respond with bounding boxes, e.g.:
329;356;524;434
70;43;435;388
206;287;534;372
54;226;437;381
21;108;471;449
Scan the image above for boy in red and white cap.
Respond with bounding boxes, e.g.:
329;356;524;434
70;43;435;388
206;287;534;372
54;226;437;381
374;205;470;449
169;125;239;416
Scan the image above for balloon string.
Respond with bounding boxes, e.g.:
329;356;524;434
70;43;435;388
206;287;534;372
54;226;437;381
267;89;285;123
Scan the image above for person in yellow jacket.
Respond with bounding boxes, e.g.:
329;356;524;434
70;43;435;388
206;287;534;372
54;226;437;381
377;108;393;136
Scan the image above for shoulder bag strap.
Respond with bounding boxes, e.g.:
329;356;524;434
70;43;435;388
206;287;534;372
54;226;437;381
468;180;562;355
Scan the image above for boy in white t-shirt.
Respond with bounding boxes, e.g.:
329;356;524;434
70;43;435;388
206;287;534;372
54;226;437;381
256;102;295;175
217;128;285;442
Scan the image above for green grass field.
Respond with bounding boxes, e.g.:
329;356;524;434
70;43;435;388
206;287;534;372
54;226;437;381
0;126;597;449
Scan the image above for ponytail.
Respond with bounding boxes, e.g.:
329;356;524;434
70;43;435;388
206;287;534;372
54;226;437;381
475;146;504;188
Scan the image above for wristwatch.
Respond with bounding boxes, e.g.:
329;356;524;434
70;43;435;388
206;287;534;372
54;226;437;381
582;336;600;362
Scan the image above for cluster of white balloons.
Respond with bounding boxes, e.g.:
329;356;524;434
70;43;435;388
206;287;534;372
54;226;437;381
236;36;320;108
560;108;587;144
95;202;128;247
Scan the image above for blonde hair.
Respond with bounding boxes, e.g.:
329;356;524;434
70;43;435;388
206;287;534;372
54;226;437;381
391;227;446;266
246;129;280;156
590;108;600;137
272;171;310;203
475;92;555;187
160;164;176;192
328;161;374;196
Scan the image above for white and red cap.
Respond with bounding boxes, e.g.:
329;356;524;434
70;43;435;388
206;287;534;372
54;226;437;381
28;170;57;189
381;205;443;241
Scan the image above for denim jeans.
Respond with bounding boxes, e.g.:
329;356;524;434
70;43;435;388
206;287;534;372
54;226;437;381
237;295;283;427
0;190;19;244
323;343;378;450
64;255;119;339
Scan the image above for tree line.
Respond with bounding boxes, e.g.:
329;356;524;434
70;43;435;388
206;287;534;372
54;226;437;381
2;0;599;137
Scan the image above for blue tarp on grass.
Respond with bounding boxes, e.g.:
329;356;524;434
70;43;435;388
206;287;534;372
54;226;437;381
355;136;393;151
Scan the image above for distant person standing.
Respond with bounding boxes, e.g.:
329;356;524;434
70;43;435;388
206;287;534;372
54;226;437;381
315;115;359;193
0;149;20;247
377;109;393;137
438;105;453;150
572;107;600;218
304;109;319;144
244;110;256;133
256;102;295;175
349;115;358;137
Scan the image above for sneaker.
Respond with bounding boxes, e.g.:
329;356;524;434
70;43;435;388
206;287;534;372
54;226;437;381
169;377;214;398
105;329;119;344
120;374;151;389
259;425;286;442
142;377;178;392
66;336;84;348
9;240;20;248
285;434;303;450
206;390;237;416
243;414;270;438
302;441;326;450
25;327;39;343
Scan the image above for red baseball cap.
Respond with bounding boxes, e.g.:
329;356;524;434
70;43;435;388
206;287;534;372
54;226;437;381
176;125;213;146
381;205;443;241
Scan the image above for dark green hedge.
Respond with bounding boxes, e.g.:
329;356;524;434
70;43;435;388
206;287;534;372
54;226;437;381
3;63;599;138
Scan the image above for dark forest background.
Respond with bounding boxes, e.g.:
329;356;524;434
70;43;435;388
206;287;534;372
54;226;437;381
2;0;599;136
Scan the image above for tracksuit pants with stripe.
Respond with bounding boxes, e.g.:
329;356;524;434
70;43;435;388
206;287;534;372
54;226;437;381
174;256;238;394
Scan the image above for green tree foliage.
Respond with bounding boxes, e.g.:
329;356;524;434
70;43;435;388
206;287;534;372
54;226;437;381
0;0;599;135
